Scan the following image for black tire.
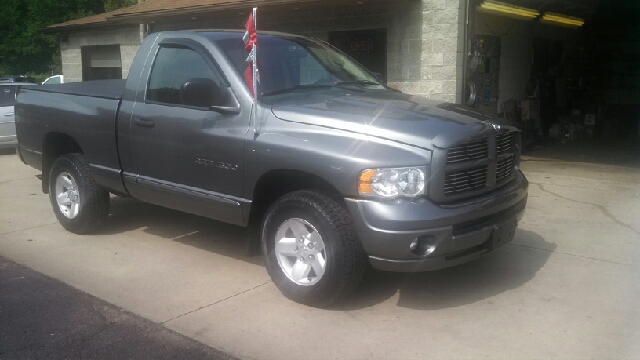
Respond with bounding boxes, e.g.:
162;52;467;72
48;153;110;234
261;190;367;307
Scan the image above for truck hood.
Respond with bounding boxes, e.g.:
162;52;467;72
269;89;499;150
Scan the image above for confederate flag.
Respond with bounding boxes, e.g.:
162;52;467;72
243;8;259;97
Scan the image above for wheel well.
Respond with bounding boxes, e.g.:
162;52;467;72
42;133;83;193
249;170;342;226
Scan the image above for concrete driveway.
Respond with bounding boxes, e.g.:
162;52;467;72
1;143;639;359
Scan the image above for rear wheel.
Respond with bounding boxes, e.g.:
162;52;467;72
261;191;367;307
48;154;110;234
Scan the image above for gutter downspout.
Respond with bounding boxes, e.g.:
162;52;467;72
138;0;147;41
461;0;471;105
140;24;146;41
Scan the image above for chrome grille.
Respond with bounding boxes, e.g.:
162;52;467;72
496;132;515;153
446;138;489;163
444;166;488;195
496;155;515;183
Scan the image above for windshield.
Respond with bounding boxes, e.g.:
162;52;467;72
214;34;384;96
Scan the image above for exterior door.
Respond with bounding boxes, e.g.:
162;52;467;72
0;85;17;146
127;41;249;225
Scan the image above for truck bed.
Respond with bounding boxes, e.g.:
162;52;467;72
36;79;126;100
16;80;127;194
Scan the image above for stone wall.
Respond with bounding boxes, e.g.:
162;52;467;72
420;0;466;103
155;0;466;102
60;26;141;82
59;0;467;103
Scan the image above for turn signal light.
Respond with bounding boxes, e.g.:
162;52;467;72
358;169;376;195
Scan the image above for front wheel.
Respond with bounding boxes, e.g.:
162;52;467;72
48;154;110;234
261;191;367;307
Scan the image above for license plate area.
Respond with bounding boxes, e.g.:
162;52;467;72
489;218;517;250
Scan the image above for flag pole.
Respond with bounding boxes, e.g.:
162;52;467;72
242;7;259;133
252;7;258;103
250;7;258;134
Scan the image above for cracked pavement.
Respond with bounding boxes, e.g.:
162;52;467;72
1;142;639;359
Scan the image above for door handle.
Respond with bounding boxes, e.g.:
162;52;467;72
4;113;13;117
133;117;155;128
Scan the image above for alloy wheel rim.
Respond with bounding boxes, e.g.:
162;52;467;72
274;218;327;286
55;172;80;219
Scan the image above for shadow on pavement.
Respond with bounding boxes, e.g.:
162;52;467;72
93;197;263;267
94;199;553;311
0;147;17;156
332;229;555;311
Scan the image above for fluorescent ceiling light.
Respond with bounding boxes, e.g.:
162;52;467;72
541;12;584;27
477;0;539;20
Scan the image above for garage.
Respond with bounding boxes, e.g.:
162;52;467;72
81;44;123;80
464;0;640;159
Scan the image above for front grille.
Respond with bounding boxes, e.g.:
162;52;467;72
444;166;488;195
446;138;488;163
432;129;520;202
496;155;515;183
496;132;516;153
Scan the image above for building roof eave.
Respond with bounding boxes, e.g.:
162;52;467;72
46;0;415;32
45;7;132;33
44;23;140;34
45;0;309;31
107;0;324;22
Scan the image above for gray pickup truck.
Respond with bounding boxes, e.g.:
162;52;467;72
16;30;528;306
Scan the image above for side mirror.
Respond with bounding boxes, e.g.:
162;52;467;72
180;78;220;108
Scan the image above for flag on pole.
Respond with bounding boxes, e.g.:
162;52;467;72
243;8;259;98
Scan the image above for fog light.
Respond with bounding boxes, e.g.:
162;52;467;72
409;236;437;256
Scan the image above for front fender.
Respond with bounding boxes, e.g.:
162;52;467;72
243;114;432;199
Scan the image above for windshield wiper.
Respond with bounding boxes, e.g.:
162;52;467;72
261;84;332;97
335;80;399;92
334;80;381;86
261;81;375;97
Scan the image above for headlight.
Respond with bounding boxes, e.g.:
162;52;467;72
358;167;427;197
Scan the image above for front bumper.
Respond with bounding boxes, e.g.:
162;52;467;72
344;171;528;272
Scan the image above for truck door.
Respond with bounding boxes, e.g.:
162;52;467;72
127;39;249;226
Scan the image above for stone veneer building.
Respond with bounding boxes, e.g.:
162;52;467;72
49;0;594;110
51;0;468;104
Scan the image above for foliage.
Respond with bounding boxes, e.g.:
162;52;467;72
0;0;135;77
104;0;137;12
24;72;50;84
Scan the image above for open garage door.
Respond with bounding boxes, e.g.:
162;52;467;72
468;0;639;167
81;45;123;81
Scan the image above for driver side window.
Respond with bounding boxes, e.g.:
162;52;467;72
146;46;225;106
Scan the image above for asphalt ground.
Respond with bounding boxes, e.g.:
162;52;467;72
0;256;234;360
